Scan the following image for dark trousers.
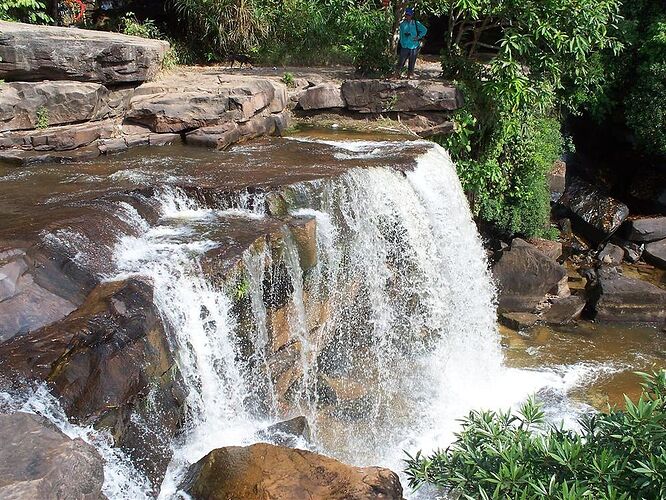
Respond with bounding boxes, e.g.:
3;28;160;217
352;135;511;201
396;47;418;75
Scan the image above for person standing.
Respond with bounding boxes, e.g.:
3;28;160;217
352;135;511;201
394;7;427;79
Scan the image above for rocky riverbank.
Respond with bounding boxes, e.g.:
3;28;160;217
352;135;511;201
490;160;666;331
0;22;462;166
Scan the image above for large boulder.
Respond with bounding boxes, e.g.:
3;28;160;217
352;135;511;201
644;239;666;268
0;81;113;132
589;268;666;323
0;279;185;486
557;176;629;243
0;21;169;84
127;78;282;133
492;238;568;312
298;83;346;110
623;217;666;243
0;412;104;500
181;443;404;500
341;79;462;113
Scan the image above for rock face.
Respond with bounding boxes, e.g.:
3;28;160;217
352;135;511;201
0;279;185;485
341;79;462;113
0;21;169;84
644;239;666;268
256;416;312;447
298;83;346;110
492;239;568;312
543;295;586;325
0;412;104;500
624;217;666;243
557;176;630;243
182;443;404;500
589;269;666;323
0;81;116;132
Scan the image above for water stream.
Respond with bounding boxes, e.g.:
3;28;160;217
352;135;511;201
0;137;609;498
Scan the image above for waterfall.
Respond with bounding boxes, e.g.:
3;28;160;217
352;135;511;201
2;138;558;499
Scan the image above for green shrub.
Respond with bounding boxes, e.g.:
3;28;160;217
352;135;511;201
281;71;295;87
120;12;162;39
406;370;666;500
0;0;51;23
36;106;48;129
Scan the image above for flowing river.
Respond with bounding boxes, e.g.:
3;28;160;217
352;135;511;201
1;134;663;498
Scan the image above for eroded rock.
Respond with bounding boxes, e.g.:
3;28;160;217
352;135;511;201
256;416;311;447
0;412;104;500
0;21;169;84
299;83;346;110
0;279;185;486
492;239;568;312
589;268;666;322
181;443;404;500
341;79;462;113
644;239;666;268
0;81;112;132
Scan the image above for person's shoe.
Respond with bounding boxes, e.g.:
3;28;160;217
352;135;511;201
407;72;415;80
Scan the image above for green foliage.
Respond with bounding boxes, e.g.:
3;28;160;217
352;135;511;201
433;0;621;237
0;0;51;23
626;61;666;156
170;0;268;59
120;12;162;39
36;106;48;129
405;370;666;500
281;71;295;87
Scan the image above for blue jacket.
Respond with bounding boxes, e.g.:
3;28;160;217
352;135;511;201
399;19;427;50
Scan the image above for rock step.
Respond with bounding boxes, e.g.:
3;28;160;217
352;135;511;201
0;21;169;84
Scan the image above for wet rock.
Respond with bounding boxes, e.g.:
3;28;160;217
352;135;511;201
549;160;567;201
557;176;629;243
0;253;28;301
0;144;102;165
186;113;288;150
298;83;346;110
256;416;311;447
0;279;186;485
624;217;666;243
492;238;568;312
543;295;586;325
341;79;462;113
527;238;562;261
181;443;403;500
288;216;317;272
0;412;104;500
644;239;666;268
589;268;666;322
0;21;169;84
499;312;539;330
598;242;624;266
0;81;112;132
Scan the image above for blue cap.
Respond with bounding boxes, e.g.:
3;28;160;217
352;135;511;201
405;7;414;15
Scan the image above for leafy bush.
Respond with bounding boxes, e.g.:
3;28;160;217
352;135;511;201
120;12;162;39
0;0;51;23
405;370;666;500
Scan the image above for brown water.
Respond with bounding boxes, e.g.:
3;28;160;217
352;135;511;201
502;320;666;410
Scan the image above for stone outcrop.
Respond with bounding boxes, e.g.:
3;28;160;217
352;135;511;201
623;217;666;243
298;83;346;110
542;295;586;325
0;279;185;485
0;21;169;84
341;79;462;113
589;268;666;323
493;238;568;312
181;443;404;500
557;176;629;243
0;81;120;132
0;412;104;500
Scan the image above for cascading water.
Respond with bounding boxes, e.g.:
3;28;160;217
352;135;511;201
2;138;566;499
